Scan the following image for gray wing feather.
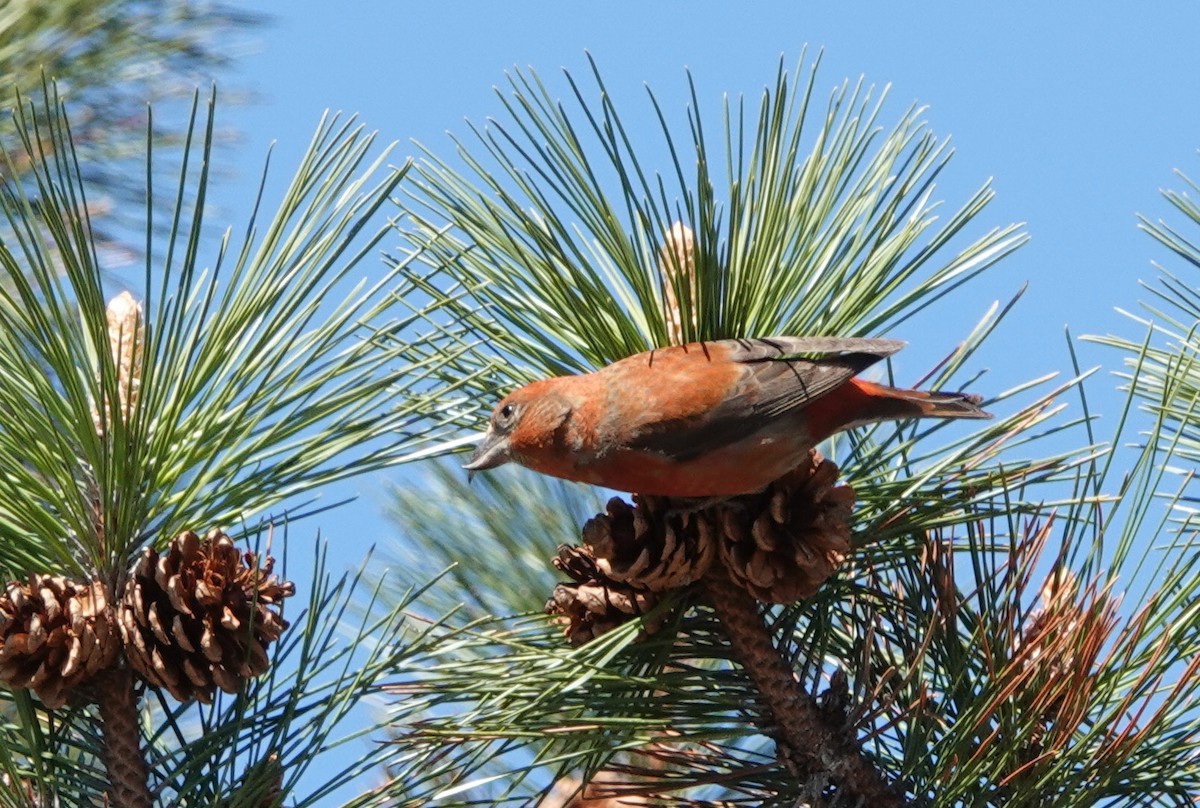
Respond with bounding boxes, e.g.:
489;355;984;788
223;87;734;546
628;336;901;461
721;336;905;363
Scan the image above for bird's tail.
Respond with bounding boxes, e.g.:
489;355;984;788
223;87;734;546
849;379;992;423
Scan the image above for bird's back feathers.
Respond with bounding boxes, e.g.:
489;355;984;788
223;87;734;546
625;337;907;461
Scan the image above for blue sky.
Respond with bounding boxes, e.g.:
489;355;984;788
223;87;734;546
196;2;1200;798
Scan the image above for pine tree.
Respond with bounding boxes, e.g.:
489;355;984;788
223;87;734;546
0;88;474;806
376;55;1200;806
0;0;261;256
2;49;1199;808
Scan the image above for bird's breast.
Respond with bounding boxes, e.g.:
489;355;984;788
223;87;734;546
569;427;812;497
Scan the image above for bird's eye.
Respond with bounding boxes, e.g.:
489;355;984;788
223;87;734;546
495;403;517;429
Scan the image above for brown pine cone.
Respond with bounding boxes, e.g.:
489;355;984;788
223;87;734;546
712;449;854;603
0;576;119;708
582;495;715;591
118;529;294;704
546;545;662;646
548;450;853;643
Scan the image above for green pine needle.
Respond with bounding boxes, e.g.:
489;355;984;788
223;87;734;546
391;53;1025;425
374;62;1200;806
0;85;473;580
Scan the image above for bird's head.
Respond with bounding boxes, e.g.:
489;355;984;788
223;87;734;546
463;379;572;479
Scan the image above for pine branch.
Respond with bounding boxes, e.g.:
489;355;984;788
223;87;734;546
93;667;151;808
396;53;1024;410
703;569;905;807
0;82;482;807
0;1;261;259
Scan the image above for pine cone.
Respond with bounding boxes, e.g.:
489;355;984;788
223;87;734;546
582;495;715;591
712;450;853;603
0;576;118;708
548;450;853;642
118;529;294;704
546;545;662;646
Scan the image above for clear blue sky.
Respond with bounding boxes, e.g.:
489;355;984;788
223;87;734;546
197;2;1200;799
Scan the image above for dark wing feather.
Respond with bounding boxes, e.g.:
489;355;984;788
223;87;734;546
628;336;902;461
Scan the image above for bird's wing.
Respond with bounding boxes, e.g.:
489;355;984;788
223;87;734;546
626;336;902;461
721;336;904;418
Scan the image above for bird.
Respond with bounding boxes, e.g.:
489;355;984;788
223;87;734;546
463;337;990;498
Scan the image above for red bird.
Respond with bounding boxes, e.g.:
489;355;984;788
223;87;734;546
464;337;990;498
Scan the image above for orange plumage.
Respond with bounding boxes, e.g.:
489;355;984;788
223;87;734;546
464;337;989;498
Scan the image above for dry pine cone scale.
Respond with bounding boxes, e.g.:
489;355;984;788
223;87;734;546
119;529;294;704
714;453;854;603
546;450;856;644
0;577;119;708
547;544;664;646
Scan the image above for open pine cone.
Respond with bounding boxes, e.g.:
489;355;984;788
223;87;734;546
546;544;664;646
118;529;294;704
582;495;715;591
712;450;854;603
548;450;855;642
0;576;119;708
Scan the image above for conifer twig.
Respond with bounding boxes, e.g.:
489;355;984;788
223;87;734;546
702;569;906;806
94;666;152;808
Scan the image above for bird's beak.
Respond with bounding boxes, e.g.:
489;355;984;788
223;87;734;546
462;431;511;482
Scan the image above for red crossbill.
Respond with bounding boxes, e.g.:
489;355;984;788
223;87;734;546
464;337;989;498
